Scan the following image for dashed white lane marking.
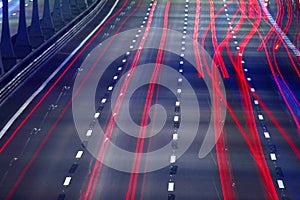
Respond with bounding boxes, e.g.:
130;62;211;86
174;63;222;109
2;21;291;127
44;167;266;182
86;129;93;137
63;176;72;186
270;153;277;161
277;180;285;189
108;86;113;91
168;182;175;192
101;98;107;104
75;150;84;159
264;131;270;139
94;112;100;118
173;115;179;122
173;133;178;140
170;155;176;163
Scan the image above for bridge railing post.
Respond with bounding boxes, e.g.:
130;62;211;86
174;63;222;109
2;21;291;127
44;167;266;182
41;0;55;40
0;0;17;71
13;0;32;58
28;0;45;48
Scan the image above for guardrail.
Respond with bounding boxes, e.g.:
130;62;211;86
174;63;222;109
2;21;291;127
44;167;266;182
0;0;108;104
258;0;300;57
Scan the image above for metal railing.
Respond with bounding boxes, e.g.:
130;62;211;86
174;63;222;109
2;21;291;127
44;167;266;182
0;0;108;104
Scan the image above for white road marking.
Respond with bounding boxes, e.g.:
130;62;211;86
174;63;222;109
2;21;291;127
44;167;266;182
63;176;72;186
174;116;179;122
86;129;93;137
168;182;175;192
170;155;176;163
277;180;285;189
264;131;270;138
75;150;83;158
270;153;277;161
173;133;178;140
94;112;100;118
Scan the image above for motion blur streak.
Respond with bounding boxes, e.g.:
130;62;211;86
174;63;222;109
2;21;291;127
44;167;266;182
82;2;158;199
126;2;170;200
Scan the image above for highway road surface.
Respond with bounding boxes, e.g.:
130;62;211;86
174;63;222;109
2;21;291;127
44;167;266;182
0;0;299;199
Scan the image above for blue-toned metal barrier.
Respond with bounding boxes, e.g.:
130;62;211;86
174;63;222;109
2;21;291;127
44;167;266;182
0;0;98;74
0;0;108;103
